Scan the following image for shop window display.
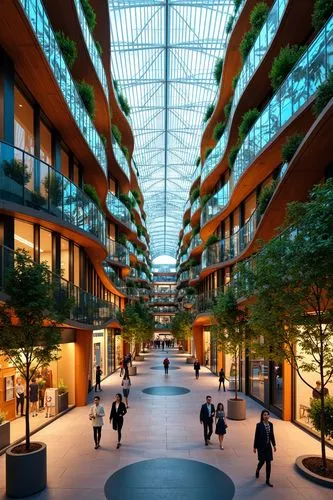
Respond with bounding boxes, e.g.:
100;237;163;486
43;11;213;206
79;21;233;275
249;357;267;403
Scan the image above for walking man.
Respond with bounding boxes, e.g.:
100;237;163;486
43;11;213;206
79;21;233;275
218;368;226;392
89;395;105;449
163;357;170;374
200;395;215;445
194;359;200;379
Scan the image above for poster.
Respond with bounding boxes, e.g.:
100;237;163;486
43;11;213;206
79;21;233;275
5;375;15;401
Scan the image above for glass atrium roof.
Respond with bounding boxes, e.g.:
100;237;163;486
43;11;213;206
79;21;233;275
109;0;234;258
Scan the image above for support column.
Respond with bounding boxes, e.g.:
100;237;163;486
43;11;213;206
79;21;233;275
217;350;223;371
192;325;204;365
282;360;292;421
75;329;92;406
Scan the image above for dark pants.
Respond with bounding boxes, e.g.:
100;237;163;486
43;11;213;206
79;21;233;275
195;370;200;379
164;366;169;374
219;380;225;391
203;420;213;443
93;426;101;445
117;420;123;443
16;394;24;415
257;458;271;481
95;380;101;392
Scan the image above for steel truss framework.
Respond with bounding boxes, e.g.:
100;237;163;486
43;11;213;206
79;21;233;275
109;0;233;258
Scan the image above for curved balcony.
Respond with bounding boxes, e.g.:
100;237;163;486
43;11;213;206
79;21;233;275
103;262;127;294
189;264;201;282
189;234;202;254
179;270;189;282
190;163;201;188
74;0;109;105
106;191;136;233
19;0;107;179
190;197;201;219
112;139;131;182
0;141;106;244
202;15;333;229
202;0;288;187
106;239;130;268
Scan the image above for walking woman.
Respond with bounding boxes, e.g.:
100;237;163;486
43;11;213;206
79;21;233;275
109;393;127;449
121;373;131;408
253;410;276;487
95;365;102;392
215;403;227;449
89;395;105;449
218;368;226;392
194;359;200;379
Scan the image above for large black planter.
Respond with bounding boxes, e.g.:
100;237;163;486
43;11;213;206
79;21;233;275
58;392;68;413
0;421;10;450
6;441;47;498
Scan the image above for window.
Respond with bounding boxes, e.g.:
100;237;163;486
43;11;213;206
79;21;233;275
60;237;69;280
73;245;80;287
14;219;34;258
40;121;52;164
40;228;52;270
61;147;70;178
14;87;34;154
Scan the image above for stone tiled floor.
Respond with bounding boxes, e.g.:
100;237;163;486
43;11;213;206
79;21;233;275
0;349;332;499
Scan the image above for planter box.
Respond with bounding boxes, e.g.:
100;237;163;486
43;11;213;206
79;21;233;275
227;398;246;420
295;455;333;488
6;441;47;497
58;392;68;413
128;366;137;376
0;421;10;450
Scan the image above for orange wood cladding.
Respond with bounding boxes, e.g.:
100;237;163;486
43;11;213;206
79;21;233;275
75;330;93;406
192;325;204;365
0;357;16;421
282;360;292;421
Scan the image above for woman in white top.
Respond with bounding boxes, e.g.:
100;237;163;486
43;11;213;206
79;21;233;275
121;373;131;408
89;396;105;449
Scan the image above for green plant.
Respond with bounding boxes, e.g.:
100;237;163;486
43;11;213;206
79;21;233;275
55;31;78;69
117;93;131;116
112;124;122;144
192;224;200;236
224;97;233;119
281;133;304;163
200;193;212;207
84;183;101;208
117;302;154;353
95;40;103;56
38;378;46;390
195;156;201;168
190;187;200;204
204;234;219;248
170;310;194;346
0;411;7;425
313;71;333;116
231;71;240;90
44;172;63;206
113;79;119;93
186;287;196;296
240;29;257;62
256;179;278;218
80;0;96;32
312;0;333;32
119;192;134;210
250;2;269;32
203;103;215;123
214;58;224;86
31;191;46;208
131;190;141;205
0;250;72;450
309;397;333;438
100;133;107;148
121;145;130;161
117;233;127;246
213;121;226;142
226;15;234;34
184;217;190;227
58;379;68;395
3;159;31;185
76;80;95;119
238;108;259;141
204;147;213;160
228;144;240;169
269;44;306;91
233;0;242;12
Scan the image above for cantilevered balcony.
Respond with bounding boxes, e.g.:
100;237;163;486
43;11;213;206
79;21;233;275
190;197;201;219
106;191;136;233
105;239;130;267
112;138;131;181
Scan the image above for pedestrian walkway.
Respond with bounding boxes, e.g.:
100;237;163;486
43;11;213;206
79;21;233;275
0;350;332;499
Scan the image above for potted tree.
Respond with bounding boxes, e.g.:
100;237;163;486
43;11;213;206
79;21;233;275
212;286;249;420
0;411;10;450
170;310;193;358
57;379;69;413
0;249;72;497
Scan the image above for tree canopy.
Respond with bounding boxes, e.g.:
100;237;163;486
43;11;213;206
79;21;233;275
117;301;154;352
170;310;193;346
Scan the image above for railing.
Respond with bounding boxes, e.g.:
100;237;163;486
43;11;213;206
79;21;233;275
196;285;227;313
190;197;201;218
179;270;189;282
189;264;201;281
0;141;106;245
106;191;136;232
201;0;288;184
112;139;130;181
152;306;178;313
154;323;172;330
202;14;333;227
129;268;139;279
152;275;177;282
103;262;126;290
180;252;188;264
74;0;109;104
106;239;130;267
19;0;107;177
191;163;201;183
0;245;118;325
189;233;202;252
149;296;175;304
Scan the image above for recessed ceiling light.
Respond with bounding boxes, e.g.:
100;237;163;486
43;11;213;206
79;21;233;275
19;104;23;108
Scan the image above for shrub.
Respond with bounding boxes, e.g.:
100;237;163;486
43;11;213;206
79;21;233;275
192;224;200;236
269;45;306;91
204;234;219;248
95;40;103;56
118;92;130;116
184;217;190;227
113;79;119;93
43;172;62;206
226;15;234;34
213;121;226;141
84;184;101;207
250;2;269;32
76;80;95;119
309;396;333;438
195;156;201;167
121;145;129;161
204;147;213;160
224;97;233;119
238;108;259;141
112;124;122;144
190;187;200;204
281;133;304;163
203;103;215;122
231;71;240;90
3;159;31;185
313;71;333;116
201;194;212;207
80;0;96;32
214;58;224;86
131;190;141;205
233;0;242;12
0;411;7;425
257;179;278;217
100;134;107;148
228;144;240;169
312;0;333;32
117;233;127;246
58;379;68;395
240;29;257;62
55;31;77;69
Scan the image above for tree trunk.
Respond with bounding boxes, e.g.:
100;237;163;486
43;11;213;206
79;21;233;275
320;372;327;470
234;351;238;400
25;364;30;451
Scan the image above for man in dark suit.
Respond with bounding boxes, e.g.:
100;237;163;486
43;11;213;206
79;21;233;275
200;395;215;445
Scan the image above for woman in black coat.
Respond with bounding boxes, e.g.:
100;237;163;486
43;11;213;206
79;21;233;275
109;393;127;448
253;410;276;487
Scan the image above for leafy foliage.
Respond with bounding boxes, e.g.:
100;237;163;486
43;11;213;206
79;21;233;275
204;234;219;249
281;133;304;163
213;121;226;141
269;45;306;91
233;0;242;12
250;2;269;32
238;108;259;141
204;147;213;160
3;159;31;185
224;97;233;119
240;29;258;62
256;179;278;218
226;15;234;34
55;31;77;69
190;187;200;204
214;58;224;86
200;193;212;207
312;0;333;32
313;71;333;116
195;156;201;167
228;144;240;169
84;184;101;208
76;80;95;119
231;71;240;90
99;133;107;148
203;103;215;123
117;302;154;352
309;397;333;437
170;310;193;345
95;40;103;56
112;124;122;144
43;172;63;206
80;0;96;32
118;92;131;116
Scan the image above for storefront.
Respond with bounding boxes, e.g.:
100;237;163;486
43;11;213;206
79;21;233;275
248;354;283;417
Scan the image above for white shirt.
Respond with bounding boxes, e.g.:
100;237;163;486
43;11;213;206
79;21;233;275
207;403;212;417
89;404;105;427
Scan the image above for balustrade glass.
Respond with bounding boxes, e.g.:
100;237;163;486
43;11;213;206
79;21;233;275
112;139;130;180
106;239;130;266
190;197;201;218
106;191;136;232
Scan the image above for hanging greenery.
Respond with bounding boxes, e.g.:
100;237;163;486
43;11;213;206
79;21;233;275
76;80;95;120
80;0;96;32
55;31;78;69
313;71;333;116
203;103;215;123
214;58;224;86
269;44;306;91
